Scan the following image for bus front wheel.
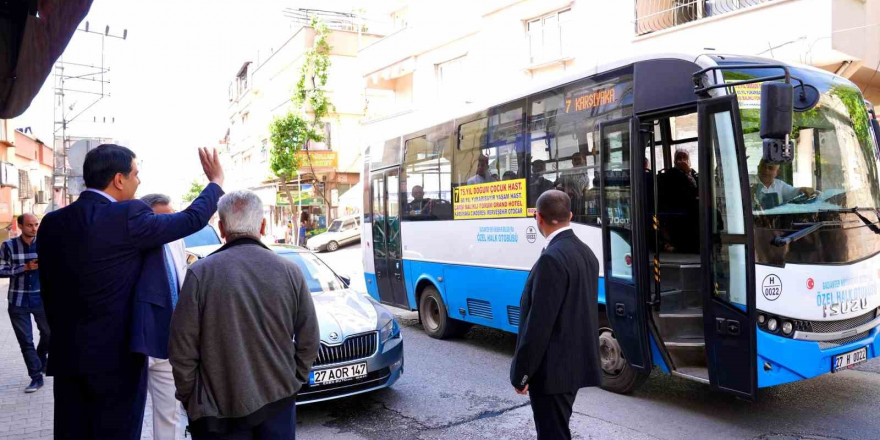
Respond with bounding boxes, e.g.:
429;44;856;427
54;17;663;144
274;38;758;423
598;326;649;394
418;286;470;339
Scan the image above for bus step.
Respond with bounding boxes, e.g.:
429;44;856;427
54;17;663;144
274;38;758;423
673;367;709;383
664;338;705;348
658;289;702;309
658;307;702;318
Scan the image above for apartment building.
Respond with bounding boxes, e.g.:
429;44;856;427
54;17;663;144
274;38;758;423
359;0;880;143
0;122;59;240
225;10;384;234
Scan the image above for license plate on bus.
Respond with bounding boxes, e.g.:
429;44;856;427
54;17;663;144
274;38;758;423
310;363;367;385
832;347;868;372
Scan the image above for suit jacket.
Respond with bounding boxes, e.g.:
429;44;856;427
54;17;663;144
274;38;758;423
130;238;186;359
510;229;602;395
37;184;223;376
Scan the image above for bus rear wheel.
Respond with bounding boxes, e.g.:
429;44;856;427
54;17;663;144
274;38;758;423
598;326;649;394
419;286;470;339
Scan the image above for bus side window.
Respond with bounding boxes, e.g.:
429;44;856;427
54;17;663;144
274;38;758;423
402;123;454;221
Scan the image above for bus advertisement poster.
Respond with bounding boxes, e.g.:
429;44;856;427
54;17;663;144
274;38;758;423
453;179;527;220
730;81;761;109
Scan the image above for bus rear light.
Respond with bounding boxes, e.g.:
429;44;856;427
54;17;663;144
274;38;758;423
767;318;779;332
758;314;766;325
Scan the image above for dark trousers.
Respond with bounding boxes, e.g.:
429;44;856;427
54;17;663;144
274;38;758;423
530;391;577;440
192;402;296;440
8;303;50;380
53;355;148;440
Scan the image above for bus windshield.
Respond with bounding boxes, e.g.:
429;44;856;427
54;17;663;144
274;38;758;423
735;70;880;218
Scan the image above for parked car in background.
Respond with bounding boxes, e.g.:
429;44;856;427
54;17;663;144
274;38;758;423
307;214;361;252
183;224;222;265
181;233;404;404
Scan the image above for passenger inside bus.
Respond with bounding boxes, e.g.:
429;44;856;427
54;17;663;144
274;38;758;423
555;152;590;220
502;170;518;180
752;159;817;210
657;150;700;253
528;160;555;202
467;155;498;185
408;185;433;216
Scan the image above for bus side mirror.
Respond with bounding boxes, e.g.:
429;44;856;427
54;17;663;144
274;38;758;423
760;82;794;163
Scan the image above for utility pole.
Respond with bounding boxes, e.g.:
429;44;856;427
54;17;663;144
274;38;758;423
51;22;127;210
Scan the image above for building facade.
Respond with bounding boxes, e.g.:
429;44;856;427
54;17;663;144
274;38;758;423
359;0;880;145
224;12;384;239
0;121;60;241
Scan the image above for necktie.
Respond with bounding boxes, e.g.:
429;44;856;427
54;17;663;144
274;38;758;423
164;245;180;308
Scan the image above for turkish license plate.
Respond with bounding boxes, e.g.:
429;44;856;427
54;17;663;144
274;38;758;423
832;347;868;372
310;363;368;385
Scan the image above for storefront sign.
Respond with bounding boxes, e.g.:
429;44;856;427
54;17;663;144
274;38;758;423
453;179;527;220
298;151;338;172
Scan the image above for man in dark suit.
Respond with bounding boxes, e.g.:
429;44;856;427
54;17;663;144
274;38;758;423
38;144;225;440
510;190;601;440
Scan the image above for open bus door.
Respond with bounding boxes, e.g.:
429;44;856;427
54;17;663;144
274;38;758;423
370;168;409;308
697;96;757;399
599;118;653;374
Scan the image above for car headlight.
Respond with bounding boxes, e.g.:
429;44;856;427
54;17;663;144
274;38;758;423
380;318;400;343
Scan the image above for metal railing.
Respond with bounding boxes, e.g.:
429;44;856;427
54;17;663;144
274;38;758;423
635;0;778;35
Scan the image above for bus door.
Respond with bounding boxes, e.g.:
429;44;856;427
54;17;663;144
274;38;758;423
697;96;757;399
370;169;409;308
599;118;653;373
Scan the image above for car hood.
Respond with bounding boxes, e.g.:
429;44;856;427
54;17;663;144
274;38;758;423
313;289;383;343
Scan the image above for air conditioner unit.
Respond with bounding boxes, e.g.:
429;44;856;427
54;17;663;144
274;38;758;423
35;191;48;205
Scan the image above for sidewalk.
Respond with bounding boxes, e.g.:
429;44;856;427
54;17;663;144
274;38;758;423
0;280;186;439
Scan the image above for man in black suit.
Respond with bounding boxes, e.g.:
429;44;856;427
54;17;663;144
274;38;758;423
38;145;225;440
510;190;601;439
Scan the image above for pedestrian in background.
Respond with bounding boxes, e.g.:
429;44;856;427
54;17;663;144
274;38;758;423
510;190;602;440
1;213;49;393
298;210;309;247
132;193;188;440
170;190;319;440
38;145;225;440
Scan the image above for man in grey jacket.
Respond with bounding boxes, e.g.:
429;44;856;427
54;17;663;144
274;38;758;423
169;190;319;439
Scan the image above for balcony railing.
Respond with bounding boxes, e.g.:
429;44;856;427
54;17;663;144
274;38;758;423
635;0;778;36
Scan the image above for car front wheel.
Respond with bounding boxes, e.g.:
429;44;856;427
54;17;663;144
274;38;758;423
326;241;339;252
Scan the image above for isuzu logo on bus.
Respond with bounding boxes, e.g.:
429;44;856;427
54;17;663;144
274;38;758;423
762;274;782;301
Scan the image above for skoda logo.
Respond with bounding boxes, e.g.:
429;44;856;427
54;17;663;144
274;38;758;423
329;332;339;341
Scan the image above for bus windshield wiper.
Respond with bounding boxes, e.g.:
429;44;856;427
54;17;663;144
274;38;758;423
772;221;843;247
818;207;880;235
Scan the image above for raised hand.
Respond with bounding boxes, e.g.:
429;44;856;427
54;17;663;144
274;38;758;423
199;148;225;187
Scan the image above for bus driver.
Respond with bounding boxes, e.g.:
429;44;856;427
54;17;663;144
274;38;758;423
754;159;816;209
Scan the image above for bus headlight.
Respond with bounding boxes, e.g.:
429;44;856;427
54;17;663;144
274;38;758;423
757;314;766;325
767;318;779;332
782;321;793;335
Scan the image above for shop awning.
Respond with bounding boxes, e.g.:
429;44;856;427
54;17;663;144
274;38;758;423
1;0;93;118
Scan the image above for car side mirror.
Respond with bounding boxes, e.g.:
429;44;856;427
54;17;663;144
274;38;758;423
339;275;351;287
760;82;794;163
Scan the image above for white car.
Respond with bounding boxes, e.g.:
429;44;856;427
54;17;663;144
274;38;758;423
307;215;361;252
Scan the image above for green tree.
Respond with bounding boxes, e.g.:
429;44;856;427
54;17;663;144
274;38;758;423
182;179;204;203
269;16;334;209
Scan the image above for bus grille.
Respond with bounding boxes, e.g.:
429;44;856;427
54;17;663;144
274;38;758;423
507;306;521;326
467;299;493;320
819;331;871;350
315;332;378;367
809;309;878;334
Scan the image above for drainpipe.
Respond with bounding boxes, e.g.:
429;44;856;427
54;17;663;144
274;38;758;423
835;60;854;78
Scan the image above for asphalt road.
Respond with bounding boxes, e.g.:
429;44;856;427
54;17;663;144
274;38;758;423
310;243;880;440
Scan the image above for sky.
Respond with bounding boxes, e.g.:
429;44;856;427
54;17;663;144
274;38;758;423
19;0;365;202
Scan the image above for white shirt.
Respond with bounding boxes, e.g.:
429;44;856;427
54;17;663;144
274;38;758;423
466;174;496;185
758;179;801;205
544;225;573;249
84;188;117;202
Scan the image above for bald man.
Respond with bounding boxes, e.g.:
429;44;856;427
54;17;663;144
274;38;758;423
511;190;601;439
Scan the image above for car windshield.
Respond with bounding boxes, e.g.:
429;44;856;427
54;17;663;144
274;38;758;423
729;67;880;218
327;220;343;232
279;252;345;293
183;225;222;248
